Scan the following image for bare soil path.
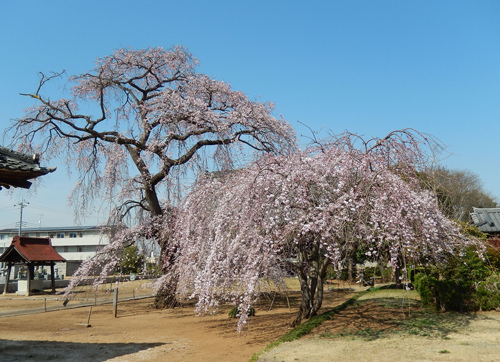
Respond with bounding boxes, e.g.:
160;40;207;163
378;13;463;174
0;282;353;362
2;283;498;362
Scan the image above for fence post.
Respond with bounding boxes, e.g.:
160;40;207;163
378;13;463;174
113;288;118;318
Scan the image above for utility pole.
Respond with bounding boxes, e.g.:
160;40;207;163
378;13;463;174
15;200;29;235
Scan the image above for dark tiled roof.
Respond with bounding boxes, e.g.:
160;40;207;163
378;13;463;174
470;207;500;234
0;236;66;263
0;146;56;189
0;226;101;233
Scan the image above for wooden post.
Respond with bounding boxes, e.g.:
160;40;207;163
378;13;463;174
87;306;92;326
3;263;11;295
26;263;32;297
285;290;292;311
75;306;93;327
50;263;56;293
113;288;118;318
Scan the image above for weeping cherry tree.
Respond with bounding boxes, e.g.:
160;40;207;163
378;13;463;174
174;130;479;329
8;46;296;306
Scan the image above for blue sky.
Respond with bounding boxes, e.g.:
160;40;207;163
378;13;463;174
0;1;499;228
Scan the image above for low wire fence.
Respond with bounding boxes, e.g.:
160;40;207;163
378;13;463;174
0;279;155;317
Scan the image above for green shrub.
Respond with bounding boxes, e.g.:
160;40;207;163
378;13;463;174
474;273;500;311
414;246;500;312
413;273;434;308
414;273;472;311
143;262;161;277
120;246;143;274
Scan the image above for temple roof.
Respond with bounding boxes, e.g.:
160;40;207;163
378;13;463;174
470;207;500;234
0;146;56;189
0;236;66;264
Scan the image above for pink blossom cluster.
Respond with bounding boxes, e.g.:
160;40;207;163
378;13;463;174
174;135;477;330
11;46;296;221
10;46;482;330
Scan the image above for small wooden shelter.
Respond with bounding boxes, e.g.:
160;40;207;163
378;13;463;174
0;236;66;295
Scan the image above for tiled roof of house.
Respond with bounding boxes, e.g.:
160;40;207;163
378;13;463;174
0;146;56;189
0;225;102;234
470;207;500;234
0;236;66;263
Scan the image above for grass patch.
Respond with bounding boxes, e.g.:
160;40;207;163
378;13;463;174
396;311;475;338
250;287;478;361
357;289;420;301
320;327;386;340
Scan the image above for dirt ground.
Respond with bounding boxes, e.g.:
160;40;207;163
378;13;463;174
1;283;499;362
0;281;353;362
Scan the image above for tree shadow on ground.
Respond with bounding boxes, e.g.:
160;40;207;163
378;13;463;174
311;298;481;341
0;339;165;362
199;290;356;345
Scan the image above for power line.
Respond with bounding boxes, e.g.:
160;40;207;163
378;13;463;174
28;203;73;215
0;222;18;229
0;206;18;211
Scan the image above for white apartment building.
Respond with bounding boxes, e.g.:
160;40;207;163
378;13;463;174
0;226;109;277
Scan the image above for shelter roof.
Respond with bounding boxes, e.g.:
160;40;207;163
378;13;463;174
0;146;56;189
470;207;500;234
0;236;66;264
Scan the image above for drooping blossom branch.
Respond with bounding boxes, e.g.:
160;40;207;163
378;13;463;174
8;46;296;307
9;46;296;224
174;130;478;330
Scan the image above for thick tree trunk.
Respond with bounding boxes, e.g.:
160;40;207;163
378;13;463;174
133;169;178;310
152;215;179;309
378;262;385;282
347;257;353;283
144;184;163;218
394;256;403;289
153;277;180;308
291;247;330;327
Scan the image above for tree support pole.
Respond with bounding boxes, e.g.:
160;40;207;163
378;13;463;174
113;288;119;318
3;263;11;295
50;263;56;293
27;263;33;297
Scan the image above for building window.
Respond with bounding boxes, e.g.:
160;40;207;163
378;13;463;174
64;246;69;252
69;232;77;238
56;233;65;238
0;235;7;240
